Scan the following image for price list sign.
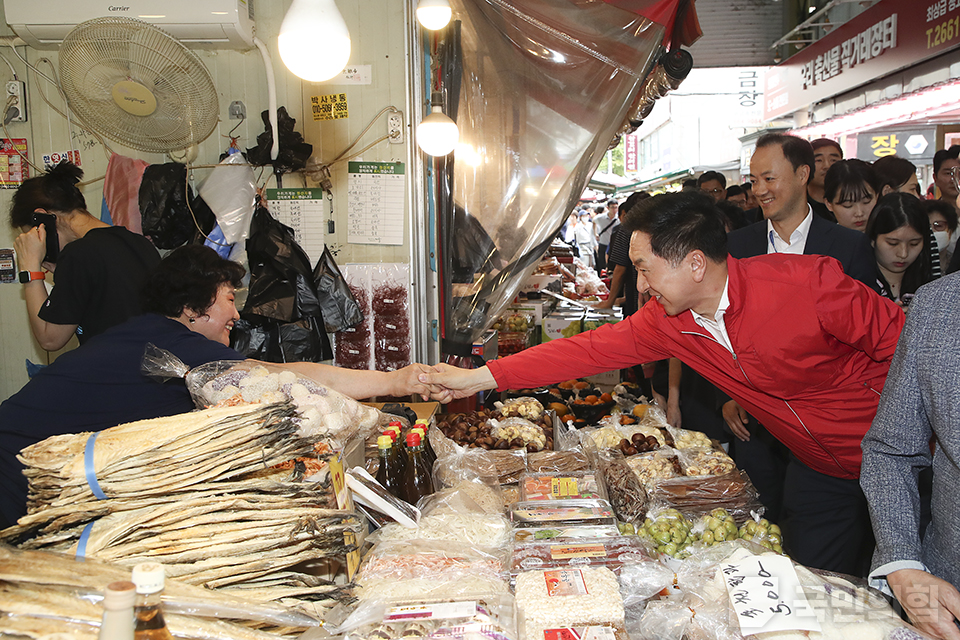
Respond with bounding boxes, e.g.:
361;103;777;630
347;162;405;246
722;553;821;635
265;188;326;263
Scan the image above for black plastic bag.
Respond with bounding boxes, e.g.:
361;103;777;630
139;163;215;249
245;106;313;174
231;317;330;363
234;205;332;362
313;245;363;332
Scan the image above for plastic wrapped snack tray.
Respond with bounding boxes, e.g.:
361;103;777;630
520;472;607;502
514;566;625;640
337;594;519;640
525;449;593;474
513;524;623;543
625;449;683;488
358;540;505;584
510;536;652;574
371;512;512;550
666;426;714;450
511;500;616;527
646;470;763;525
678;447;736;477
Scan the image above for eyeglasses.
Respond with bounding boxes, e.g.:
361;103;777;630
931;220;950;232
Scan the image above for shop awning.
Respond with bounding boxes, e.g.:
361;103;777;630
602;0;702;48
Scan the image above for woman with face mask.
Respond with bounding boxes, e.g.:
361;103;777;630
824;159;883;232
924;200;958;270
866;193;934;309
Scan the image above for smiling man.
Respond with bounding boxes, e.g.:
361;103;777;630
423;191;904;575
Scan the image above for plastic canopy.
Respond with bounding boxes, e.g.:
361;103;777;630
434;0;686;356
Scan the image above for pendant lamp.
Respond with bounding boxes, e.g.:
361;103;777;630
279;0;351;82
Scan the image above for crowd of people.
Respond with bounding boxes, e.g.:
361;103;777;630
6;143;960;638
445;135;960;639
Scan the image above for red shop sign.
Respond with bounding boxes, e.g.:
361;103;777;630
763;0;960;121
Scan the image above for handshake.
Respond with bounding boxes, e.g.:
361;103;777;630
391;362;498;403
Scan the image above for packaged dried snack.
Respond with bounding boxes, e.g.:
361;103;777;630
513;524;622;543
678;448;736;477
511;500;616;527
526;449;592;474
520;472;606;502
514;567;624;640
625;449;682;488
510;536;651;574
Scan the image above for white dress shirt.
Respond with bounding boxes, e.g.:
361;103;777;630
766;205;814;254
689;278;733;353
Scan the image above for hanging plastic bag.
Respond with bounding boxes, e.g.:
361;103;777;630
199;151;256;245
139;163;216;249
245;106;313;174
313;244;363;332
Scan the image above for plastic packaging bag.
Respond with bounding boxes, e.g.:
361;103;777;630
417;481;504;516
495;396;545;421
645;470;763;525
519;471;607;502
370;511;513;550
245;106;312;173
526;449;593;474
140;346;389;448
601;457;649;524
515;566;625;640
677;447;737;477
139;162;216;249
335;594;519;640
198;151;256;244
313;245;364;333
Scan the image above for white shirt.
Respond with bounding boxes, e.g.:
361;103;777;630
689;277;733;353
766;205;814;254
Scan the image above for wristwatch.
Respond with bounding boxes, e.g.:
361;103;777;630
18;270;44;283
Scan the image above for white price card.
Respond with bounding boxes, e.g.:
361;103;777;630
347;162;405;246
265;188;326;263
721;553;821;635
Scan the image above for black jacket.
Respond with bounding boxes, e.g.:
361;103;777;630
727;213;880;293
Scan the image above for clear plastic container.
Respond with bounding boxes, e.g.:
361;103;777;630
510;536;651;575
511;500;616;526
519;472;607;502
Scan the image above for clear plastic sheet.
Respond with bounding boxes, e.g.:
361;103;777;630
645;470;763;525
140;346;389;448
417;481;505;516
358;539;506;584
335;594;520;640
436;0;666;352
369;512;513;550
337;264;411;372
198;151;256;245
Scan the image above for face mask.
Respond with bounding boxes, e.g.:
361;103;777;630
934;230;953;253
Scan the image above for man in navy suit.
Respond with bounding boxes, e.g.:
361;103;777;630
722;133;878;541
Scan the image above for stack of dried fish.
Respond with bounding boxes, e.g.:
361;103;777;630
2;403;360;614
0;544;321;638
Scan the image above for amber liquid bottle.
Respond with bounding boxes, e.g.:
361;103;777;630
132;563;173;640
402;431;434;505
375;435;406;501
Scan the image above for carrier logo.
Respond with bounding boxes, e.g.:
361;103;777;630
108;6;131;11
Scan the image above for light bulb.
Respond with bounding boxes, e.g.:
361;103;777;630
279;0;351;82
416;0;452;30
417;97;459;156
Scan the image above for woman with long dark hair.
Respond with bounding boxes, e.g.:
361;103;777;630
865;193;934;308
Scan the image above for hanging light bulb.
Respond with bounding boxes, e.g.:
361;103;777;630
417;92;459;156
416;0;452;30
279;0;351;82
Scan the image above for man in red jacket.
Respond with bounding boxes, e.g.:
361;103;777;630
422;191;905;575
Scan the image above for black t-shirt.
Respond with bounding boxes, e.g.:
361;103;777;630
607;226;639;316
39;226;161;344
0;314;242;527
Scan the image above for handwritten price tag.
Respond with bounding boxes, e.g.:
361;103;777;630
722;554;821;635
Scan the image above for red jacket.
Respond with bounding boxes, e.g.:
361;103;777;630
488;255;905;479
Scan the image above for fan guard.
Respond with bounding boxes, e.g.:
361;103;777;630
59;17;219;154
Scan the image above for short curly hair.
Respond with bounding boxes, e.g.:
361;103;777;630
142;245;245;318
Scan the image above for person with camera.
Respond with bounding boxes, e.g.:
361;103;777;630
10;161;160;351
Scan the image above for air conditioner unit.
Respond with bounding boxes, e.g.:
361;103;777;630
3;0;255;49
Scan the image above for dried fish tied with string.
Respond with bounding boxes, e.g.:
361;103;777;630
17;403;310;510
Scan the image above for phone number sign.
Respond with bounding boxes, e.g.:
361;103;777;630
312;93;349;121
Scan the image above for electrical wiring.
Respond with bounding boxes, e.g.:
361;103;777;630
0;52;17;80
328;105;402;164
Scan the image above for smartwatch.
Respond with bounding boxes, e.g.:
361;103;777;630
18;270;44;283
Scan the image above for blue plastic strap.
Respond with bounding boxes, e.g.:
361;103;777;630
76;521;95;559
83;432;107;500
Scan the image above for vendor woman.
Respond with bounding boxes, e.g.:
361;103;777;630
0;245;435;528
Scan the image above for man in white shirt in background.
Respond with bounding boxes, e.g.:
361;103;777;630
595;199;619;274
574;210;597;269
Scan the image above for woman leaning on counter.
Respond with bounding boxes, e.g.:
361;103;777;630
0;245;434;528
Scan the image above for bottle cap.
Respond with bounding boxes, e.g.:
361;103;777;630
406;432;421;447
103;581;136;610
415;419;429;427
388;420;403;428
132;562;165;594
377;435;393;448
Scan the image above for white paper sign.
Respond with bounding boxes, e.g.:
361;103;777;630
721;554;821;635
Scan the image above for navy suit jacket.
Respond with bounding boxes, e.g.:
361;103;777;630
727;214;880;293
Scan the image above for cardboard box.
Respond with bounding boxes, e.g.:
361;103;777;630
364;401;441;421
520;273;562;294
584;369;621;390
542;311;585;342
